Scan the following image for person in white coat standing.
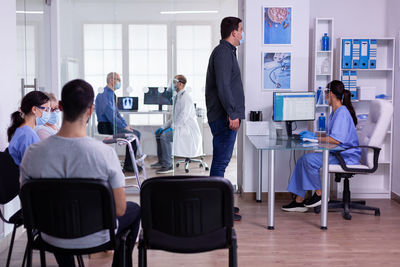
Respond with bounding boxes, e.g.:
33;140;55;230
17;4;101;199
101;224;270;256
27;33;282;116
152;75;202;174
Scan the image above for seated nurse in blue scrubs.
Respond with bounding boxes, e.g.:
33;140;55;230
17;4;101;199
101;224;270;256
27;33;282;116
7;91;50;166
282;80;361;212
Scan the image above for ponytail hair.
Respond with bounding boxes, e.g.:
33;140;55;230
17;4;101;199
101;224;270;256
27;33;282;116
326;80;357;126
7;91;49;141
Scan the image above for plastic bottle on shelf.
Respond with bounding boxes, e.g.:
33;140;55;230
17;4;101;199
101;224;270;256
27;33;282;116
321;57;330;74
316;87;324;105
318;113;326;131
322;33;330;51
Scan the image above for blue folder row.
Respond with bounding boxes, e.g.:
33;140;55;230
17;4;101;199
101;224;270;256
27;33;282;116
342;39;377;69
341;70;357;100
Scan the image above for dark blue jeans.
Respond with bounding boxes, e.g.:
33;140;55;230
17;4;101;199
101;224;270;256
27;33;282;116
54;201;141;267
209;117;238;177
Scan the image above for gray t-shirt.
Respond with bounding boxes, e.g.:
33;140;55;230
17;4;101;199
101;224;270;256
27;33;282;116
20;135;125;249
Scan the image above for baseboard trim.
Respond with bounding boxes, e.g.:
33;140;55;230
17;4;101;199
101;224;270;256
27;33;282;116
391;192;400;204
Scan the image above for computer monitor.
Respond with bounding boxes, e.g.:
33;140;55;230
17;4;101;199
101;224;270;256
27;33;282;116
273;91;315;136
144;87;173;111
117;97;138;111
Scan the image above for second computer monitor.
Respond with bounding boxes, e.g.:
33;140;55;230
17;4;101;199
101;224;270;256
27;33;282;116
144;87;173;110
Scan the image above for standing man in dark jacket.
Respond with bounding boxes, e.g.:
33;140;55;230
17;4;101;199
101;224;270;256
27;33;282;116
205;17;245;220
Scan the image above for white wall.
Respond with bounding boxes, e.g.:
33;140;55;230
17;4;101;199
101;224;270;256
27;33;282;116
386;0;400;196
242;0;310;193
0;0;21;243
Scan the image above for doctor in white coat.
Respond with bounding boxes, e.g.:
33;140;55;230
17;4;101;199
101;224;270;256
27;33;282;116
152;75;202;174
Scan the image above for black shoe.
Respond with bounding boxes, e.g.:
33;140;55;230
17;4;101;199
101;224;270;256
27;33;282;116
234;207;240;213
281;200;308;212
156;166;173;174
234;213;242;221
123;165;143;173
304;193;321;208
150;162;162;169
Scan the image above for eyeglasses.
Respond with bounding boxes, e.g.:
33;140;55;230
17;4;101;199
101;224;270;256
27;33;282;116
50;108;59;112
36;106;50;112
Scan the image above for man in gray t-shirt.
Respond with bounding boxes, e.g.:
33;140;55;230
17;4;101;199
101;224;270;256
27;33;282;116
20;79;140;267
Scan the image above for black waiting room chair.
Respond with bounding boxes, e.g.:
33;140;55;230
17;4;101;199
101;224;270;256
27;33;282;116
138;176;237;267
0;148;24;267
19;178;131;267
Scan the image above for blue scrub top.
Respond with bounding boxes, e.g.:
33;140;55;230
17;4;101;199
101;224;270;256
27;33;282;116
9;125;40;166
328;105;361;165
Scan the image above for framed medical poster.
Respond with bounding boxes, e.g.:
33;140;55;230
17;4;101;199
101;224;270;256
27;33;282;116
263;7;292;45
263;52;291;90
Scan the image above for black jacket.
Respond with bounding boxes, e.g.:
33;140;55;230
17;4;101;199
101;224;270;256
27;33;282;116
205;40;245;123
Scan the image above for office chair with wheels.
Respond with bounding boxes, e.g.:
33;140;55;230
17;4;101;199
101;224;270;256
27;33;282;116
20;178;131;267
175;156;209;173
316;100;393;220
139;176;237;267
0;148;25;267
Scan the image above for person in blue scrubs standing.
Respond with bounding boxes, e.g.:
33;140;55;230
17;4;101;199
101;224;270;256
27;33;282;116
7;91;50;166
282;80;361;212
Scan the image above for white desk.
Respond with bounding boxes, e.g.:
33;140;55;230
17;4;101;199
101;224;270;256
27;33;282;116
120;110;170;124
247;136;342;230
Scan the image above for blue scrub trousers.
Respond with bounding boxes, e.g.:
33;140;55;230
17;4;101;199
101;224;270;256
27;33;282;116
209;117;238;177
287;152;340;198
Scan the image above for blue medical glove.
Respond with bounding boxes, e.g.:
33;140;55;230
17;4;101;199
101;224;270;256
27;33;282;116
299;130;317;139
155;127;163;135
163;127;173;133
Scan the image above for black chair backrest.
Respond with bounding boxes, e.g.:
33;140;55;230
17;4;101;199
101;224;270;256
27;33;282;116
0;148;20;205
20;178;117;245
140;176;234;253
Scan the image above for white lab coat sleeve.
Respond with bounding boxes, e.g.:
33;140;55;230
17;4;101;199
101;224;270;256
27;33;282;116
174;94;193;128
162;119;172;129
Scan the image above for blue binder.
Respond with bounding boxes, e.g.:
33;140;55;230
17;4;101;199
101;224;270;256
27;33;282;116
369;39;377;69
352;39;361;68
359;39;369;69
341;70;350;91
349;70;357;100
342;39;352;69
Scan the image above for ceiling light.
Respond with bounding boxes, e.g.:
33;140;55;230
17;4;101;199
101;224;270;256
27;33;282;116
16;11;44;15
160;10;218;15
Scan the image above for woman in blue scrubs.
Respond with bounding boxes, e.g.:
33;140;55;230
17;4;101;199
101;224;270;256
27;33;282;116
7;91;50;166
282;80;361;212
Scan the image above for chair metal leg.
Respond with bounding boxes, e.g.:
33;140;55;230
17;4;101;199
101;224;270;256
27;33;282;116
138;245;147;267
40;250;46;267
349;202;380;216
229;230;238;267
352;200;366;205
26;245;33;267
77;255;85;267
6;224;17;267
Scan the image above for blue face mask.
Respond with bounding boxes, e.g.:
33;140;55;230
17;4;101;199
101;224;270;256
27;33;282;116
115;82;121;90
36;111;50;126
240;31;245;45
47;110;60;125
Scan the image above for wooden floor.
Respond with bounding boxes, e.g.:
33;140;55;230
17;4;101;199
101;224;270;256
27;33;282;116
2;156;400;266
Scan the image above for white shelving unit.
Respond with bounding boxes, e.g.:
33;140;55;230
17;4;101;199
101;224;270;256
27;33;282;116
337;37;395;199
312;18;334;132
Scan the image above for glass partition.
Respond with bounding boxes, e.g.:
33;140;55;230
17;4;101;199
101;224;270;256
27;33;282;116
57;0;238;186
16;0;51;96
